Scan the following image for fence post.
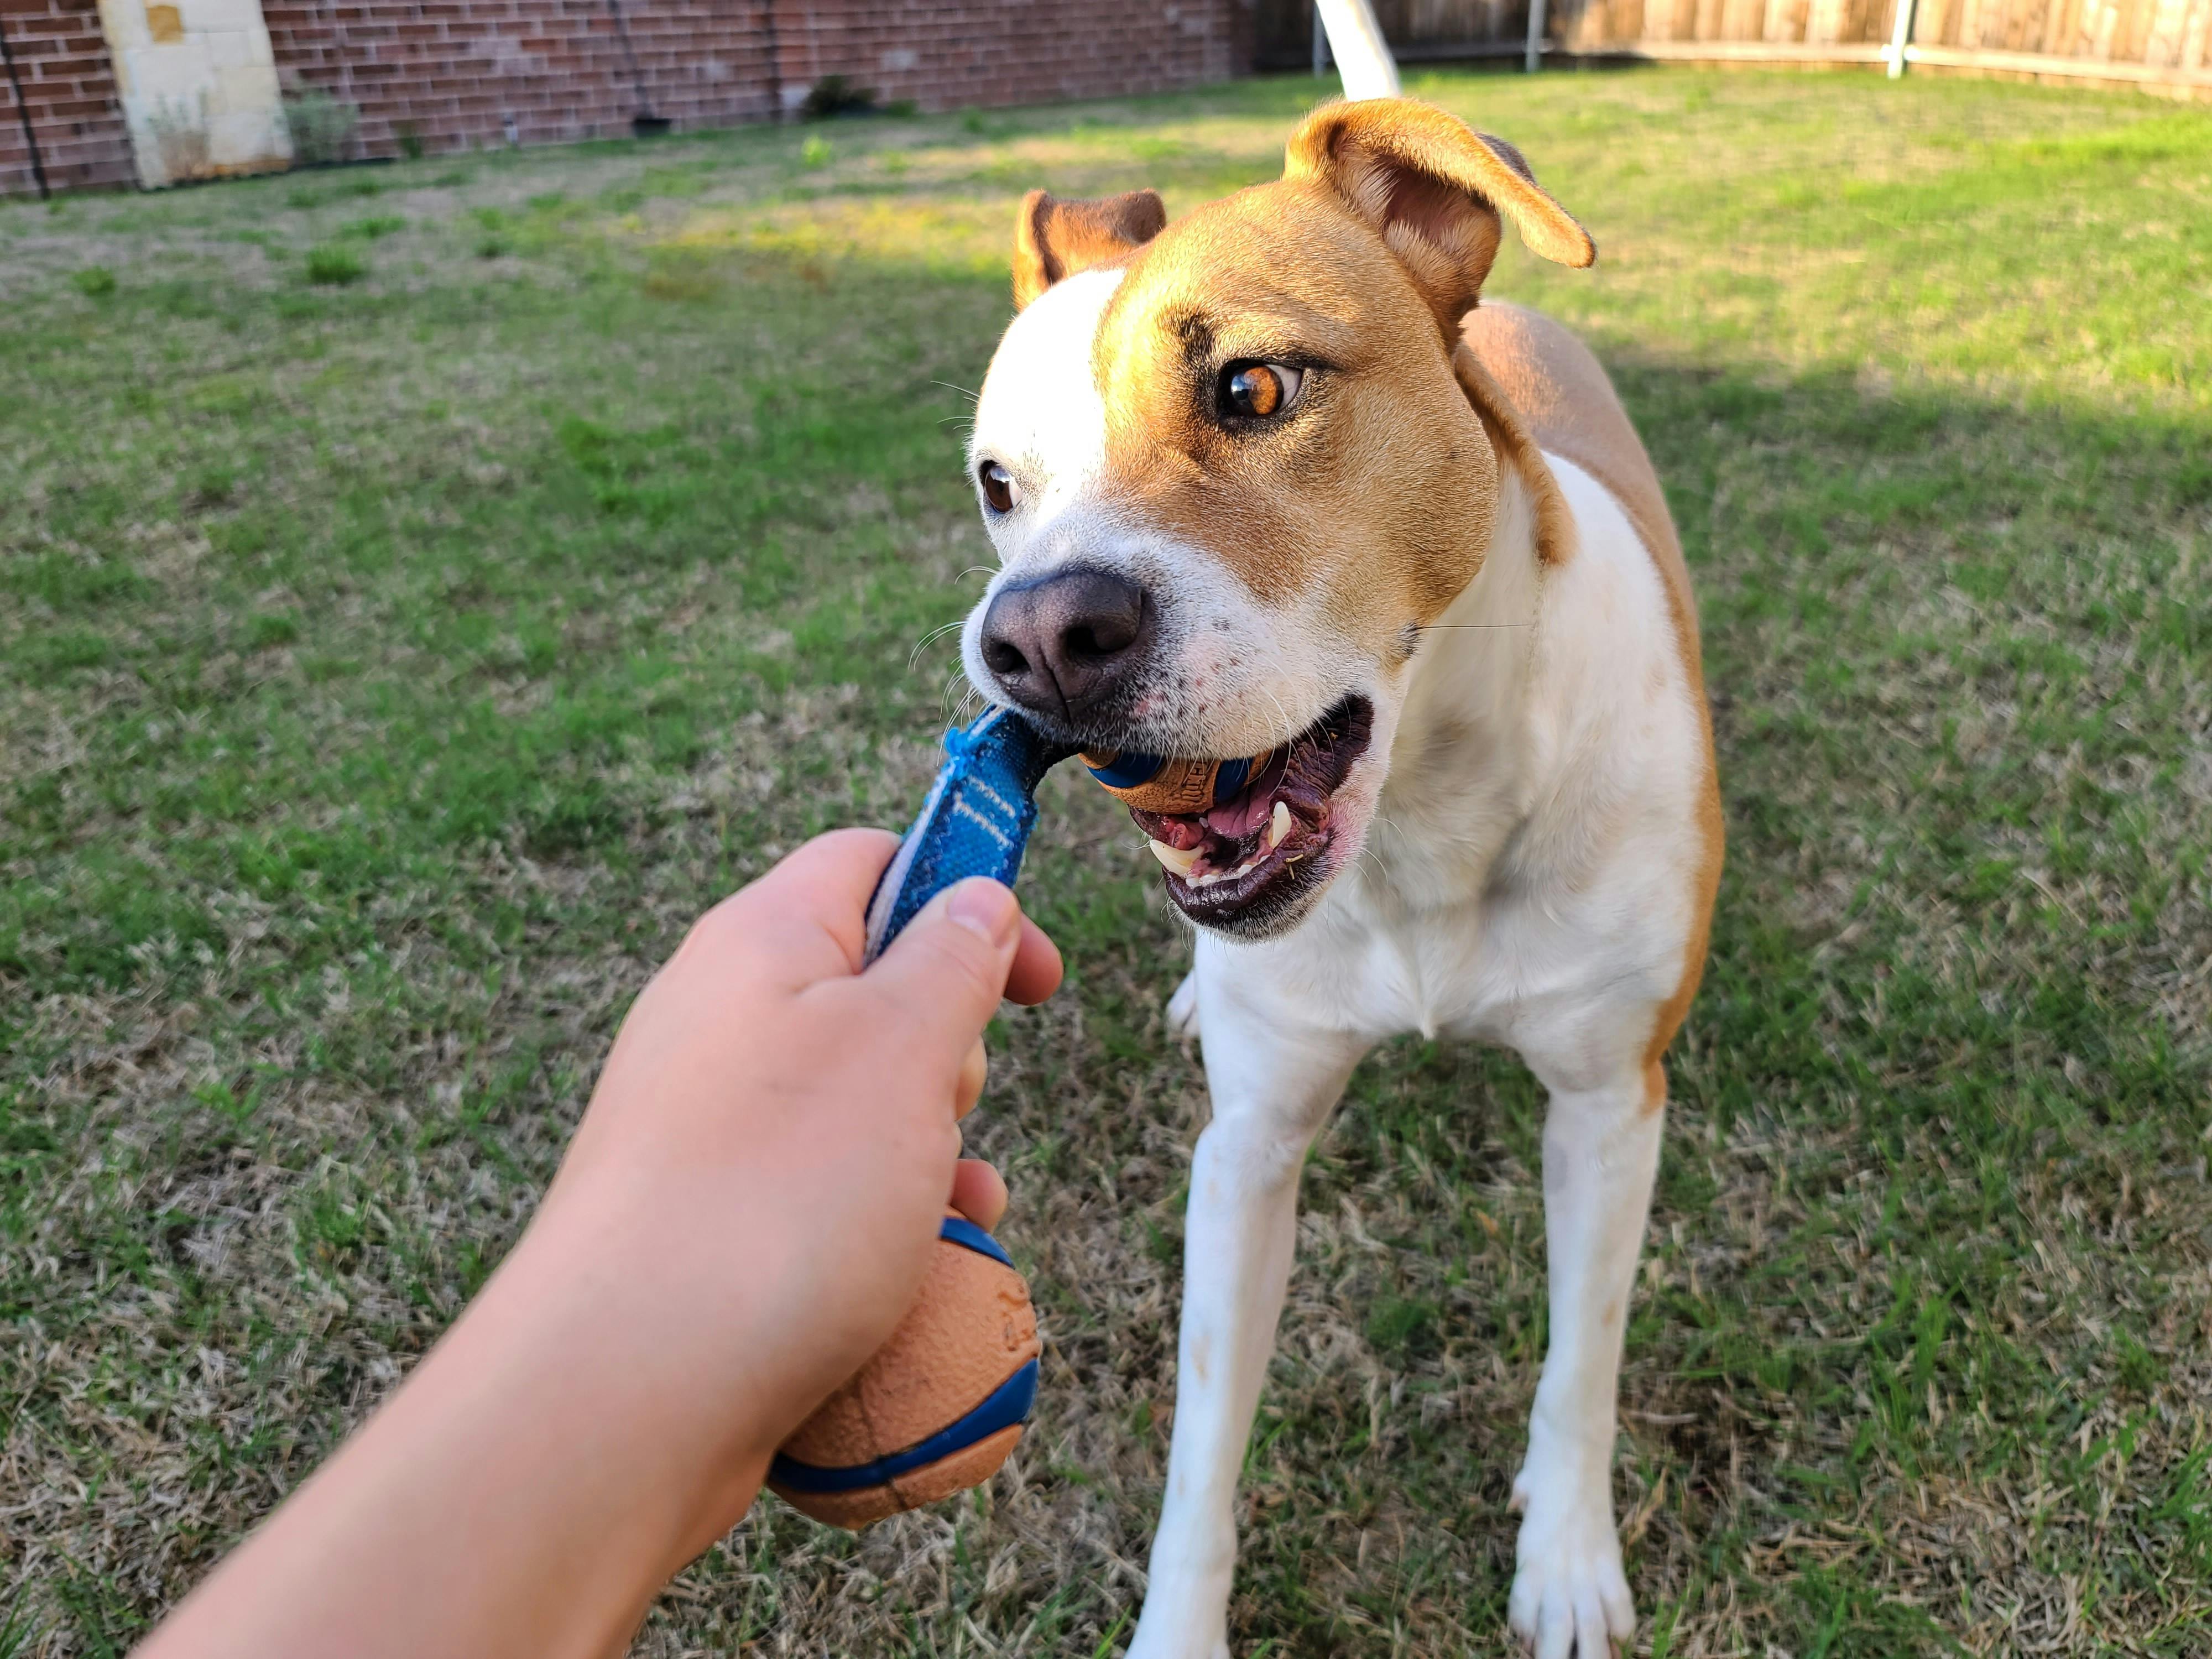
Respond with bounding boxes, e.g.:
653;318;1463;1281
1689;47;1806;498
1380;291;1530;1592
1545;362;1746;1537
1526;0;1549;72
1314;0;1401;98
1885;0;1919;76
1312;0;1330;76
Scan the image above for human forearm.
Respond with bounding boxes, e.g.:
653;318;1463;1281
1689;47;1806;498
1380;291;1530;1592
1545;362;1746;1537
138;1211;765;1659
133;840;1061;1659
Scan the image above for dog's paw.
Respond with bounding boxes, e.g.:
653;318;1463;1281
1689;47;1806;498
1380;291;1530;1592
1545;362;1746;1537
1124;1565;1232;1659
1123;1617;1229;1659
1166;971;1199;1038
1506;1475;1634;1658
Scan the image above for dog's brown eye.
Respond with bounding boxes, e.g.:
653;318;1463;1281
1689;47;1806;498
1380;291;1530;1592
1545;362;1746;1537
1220;362;1303;421
978;461;1020;513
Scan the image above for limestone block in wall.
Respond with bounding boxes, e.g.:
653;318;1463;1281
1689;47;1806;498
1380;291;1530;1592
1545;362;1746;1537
206;102;285;166
97;0;293;186
181;0;270;36
213;62;276;111
205;27;268;69
124;38;216;101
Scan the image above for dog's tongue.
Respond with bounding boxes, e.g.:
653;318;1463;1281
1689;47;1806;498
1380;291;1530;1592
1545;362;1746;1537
1199;749;1291;837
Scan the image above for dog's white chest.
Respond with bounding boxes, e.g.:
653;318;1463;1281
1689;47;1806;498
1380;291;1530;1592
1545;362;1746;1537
1222;878;1647;1052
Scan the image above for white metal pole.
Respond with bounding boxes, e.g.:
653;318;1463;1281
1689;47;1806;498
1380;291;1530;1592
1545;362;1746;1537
1314;0;1401;99
1885;0;1919;76
1526;0;1550;73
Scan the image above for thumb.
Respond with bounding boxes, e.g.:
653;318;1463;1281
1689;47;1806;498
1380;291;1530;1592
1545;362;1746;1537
859;878;1022;1067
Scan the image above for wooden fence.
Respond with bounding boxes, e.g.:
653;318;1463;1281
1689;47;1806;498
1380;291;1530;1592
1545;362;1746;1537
1256;0;2212;96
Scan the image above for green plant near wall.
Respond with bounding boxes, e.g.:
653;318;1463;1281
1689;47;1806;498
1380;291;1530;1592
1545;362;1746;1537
144;93;210;182
801;74;878;119
304;243;365;284
284;91;361;166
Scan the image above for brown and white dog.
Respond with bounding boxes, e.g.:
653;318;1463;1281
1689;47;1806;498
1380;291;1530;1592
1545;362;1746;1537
958;98;1722;1658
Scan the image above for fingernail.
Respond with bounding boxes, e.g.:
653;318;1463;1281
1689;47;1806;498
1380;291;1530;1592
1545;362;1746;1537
946;878;1018;947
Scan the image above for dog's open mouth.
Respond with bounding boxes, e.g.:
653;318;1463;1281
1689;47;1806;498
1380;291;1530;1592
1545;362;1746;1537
1123;696;1373;928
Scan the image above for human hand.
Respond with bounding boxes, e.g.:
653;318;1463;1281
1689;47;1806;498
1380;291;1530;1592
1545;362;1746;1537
532;827;1063;1511
134;828;1063;1659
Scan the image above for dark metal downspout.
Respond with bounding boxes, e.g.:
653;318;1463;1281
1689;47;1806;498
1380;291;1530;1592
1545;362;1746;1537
760;0;782;122
603;0;662;132
0;8;51;201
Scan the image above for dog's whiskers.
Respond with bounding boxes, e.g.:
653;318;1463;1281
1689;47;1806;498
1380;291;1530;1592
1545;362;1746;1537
907;620;965;671
1353;818;1397;885
1347;810;1416;887
938;667;970;721
934;662;985;724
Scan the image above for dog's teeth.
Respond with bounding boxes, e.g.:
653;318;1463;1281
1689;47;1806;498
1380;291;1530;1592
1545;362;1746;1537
1161;831;1285;892
1147;838;1201;877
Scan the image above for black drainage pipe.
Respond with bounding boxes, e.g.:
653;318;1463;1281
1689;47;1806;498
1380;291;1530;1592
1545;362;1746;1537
0;9;52;201
603;0;667;137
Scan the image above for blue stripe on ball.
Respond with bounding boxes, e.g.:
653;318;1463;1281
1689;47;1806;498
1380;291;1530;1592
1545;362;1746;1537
767;1358;1039;1495
1212;755;1252;803
937;1214;1013;1267
1084;751;1164;791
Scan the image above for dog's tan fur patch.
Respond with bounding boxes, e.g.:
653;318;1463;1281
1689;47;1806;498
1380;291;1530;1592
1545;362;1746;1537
1449;339;1573;568
1078;180;1503;649
1458;300;1723;1066
1013;189;1167;310
1022;103;1602;665
1286;100;1595;337
1462;304;1684;649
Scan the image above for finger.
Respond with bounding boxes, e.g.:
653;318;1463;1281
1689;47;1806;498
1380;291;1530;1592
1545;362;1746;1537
948;1158;1008;1230
1003;915;1064;1007
680;828;901;989
954;1037;988;1120
854;877;1021;1073
752;827;905;975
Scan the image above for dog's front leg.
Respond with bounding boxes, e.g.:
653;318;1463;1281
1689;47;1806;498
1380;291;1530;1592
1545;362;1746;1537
1126;969;1366;1659
1506;1060;1664;1657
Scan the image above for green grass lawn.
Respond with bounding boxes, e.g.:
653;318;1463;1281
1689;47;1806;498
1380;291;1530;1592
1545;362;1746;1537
4;65;2210;1658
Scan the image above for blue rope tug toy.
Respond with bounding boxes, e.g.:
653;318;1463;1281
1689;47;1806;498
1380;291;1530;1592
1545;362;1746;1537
768;704;1075;1528
860;703;1078;964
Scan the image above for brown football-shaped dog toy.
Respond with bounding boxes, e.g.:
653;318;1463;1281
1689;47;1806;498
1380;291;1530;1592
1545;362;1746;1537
1081;747;1274;816
768;1213;1040;1528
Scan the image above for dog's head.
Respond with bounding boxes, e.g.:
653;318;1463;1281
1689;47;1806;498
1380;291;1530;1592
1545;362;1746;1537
960;99;1594;938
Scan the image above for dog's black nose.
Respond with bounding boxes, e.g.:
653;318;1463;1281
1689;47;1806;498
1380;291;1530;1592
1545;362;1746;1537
979;567;1153;724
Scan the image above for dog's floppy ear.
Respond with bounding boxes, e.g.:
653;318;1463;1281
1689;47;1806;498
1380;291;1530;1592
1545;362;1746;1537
1011;188;1167;310
1285;100;1594;337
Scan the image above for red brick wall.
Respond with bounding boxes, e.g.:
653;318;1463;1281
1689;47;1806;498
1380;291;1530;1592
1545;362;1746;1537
259;0;785;157
3;0;1253;194
263;0;1251;160
0;0;137;196
773;0;1252;117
